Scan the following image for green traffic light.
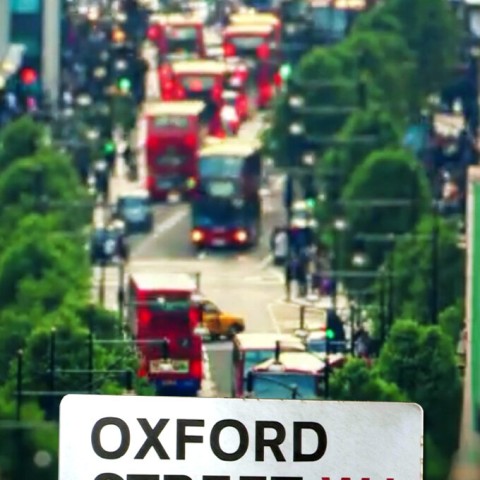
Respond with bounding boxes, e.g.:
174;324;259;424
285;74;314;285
326;329;335;340
104;141;115;154
279;63;292;80
118;77;131;91
305;198;315;208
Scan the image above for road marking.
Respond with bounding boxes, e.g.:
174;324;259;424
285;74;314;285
267;301;282;334
133;207;188;256
153;208;188;236
258;253;273;270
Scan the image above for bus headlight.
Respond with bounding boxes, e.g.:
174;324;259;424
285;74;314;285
191;229;204;243
234;230;248;243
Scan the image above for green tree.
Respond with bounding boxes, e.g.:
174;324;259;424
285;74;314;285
387;216;464;323
341;148;432;268
378;320;462;456
342;30;418;116
380;0;459;96
317;107;402;225
439;301;464;348
267;45;356;167
0;150;92;240
0;215;89;309
330;357;404;401
0;116;46;170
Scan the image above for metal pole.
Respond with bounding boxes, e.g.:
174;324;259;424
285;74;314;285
379;271;386;345
431;207;439;324
118;260;125;323
88;318;94;393
99;263;106;306
324;338;330;399
49;327;56;393
387;259;394;333
16;350;23;421
42;0;61;108
332;230;339;312
299;305;305;331
349;303;355;355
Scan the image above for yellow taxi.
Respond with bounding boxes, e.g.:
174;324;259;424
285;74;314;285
201;300;245;339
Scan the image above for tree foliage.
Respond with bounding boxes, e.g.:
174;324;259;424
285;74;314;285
377;320;462;456
0;116;46;171
384;0;459;96
341;148;432;268
387;216;464;323
330;357;404;401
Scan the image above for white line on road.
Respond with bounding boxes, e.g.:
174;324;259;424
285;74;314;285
258;253;273;270
267;301;282;334
153;208;189;237
133;207;189;257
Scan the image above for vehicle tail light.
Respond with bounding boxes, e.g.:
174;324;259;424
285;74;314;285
190;359;203;380
258;84;271;105
273;71;282;87
223;43;236;57
191;229;204;243
256;43;270;60
184;134;197;149
138;308;151;328
148;25;160;40
176;85;186;99
147;175;155;192
234;229;248;243
189;305;201;328
211;83;222;103
238;96;248;117
147;136;159;149
159;64;171;78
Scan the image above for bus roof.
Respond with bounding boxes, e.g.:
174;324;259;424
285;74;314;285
229;13;280;26
253;352;325;373
130;272;197;292
199;138;261;157
234;333;306;351
141;100;206;117
171;60;228;75
310;0;367;10
150;13;204;26
224;24;274;35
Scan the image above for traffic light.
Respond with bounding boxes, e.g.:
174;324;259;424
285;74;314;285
118;77;132;92
326;309;346;342
103;140;115;154
279;63;292;82
304;176;316;207
20;67;38;86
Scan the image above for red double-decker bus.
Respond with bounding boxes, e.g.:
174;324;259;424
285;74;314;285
147;13;206;60
126;272;203;396
140;100;207;200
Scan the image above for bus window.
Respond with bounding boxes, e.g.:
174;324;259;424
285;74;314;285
250;372;320;399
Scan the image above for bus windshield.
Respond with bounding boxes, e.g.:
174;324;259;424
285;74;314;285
193;201;246;227
311;7;348;37
146;293;191;312
199;155;244;178
250;372;320;399
166;26;198;52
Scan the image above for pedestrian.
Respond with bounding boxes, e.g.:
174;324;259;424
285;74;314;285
285;253;298;301
354;326;371;358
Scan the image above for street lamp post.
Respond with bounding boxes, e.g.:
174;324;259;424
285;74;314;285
430;204;440;324
332;217;348;312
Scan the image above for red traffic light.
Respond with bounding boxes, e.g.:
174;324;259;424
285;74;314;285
20;68;38;85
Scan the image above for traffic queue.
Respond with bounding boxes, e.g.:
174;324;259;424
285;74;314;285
84;1;363;399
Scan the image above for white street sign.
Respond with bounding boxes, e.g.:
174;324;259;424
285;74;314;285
59;395;423;480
